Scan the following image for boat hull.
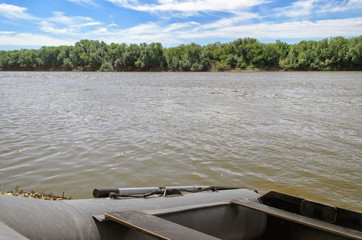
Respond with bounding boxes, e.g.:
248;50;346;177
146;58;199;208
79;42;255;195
0;188;266;240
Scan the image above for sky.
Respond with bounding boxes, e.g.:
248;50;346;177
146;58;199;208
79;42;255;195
0;0;362;50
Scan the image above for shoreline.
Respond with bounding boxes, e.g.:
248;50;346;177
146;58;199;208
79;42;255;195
1;68;362;73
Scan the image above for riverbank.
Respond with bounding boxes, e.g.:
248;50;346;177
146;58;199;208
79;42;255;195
0;187;71;200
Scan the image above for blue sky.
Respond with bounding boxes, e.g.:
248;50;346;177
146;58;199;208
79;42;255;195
0;0;362;50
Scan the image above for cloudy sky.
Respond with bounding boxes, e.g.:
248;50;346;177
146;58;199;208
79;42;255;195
0;0;362;50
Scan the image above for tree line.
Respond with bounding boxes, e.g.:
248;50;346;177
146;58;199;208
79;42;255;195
0;36;361;72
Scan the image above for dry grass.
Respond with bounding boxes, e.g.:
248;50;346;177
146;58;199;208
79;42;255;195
0;186;72;200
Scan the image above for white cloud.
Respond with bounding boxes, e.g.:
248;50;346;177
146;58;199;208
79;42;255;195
0;33;75;46
67;0;98;7
274;0;320;18
274;0;362;18
40;22;68;34
0;31;15;34
163;22;200;32
48;12;99;26
201;12;260;29
191;17;362;40
75;22;193;46
40;12;101;35
0;3;36;19
319;0;362;13
66;16;362;47
107;0;268;13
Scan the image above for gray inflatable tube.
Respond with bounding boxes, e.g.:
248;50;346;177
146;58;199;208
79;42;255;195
0;188;267;240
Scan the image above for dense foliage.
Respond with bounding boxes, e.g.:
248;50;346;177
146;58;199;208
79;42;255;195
0;36;361;71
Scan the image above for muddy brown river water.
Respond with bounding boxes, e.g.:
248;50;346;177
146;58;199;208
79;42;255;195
0;71;361;210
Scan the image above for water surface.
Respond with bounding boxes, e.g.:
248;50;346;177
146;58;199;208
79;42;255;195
0;72;361;210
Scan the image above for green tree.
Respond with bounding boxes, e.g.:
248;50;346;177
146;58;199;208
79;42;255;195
108;43;127;70
122;44;140;70
262;43;281;68
99;62;113;72
136;42;166;70
164;47;182;71
39;46;61;69
57;46;73;71
348;36;362;67
185;43;203;71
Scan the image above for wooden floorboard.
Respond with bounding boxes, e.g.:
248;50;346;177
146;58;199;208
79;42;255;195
231;199;362;240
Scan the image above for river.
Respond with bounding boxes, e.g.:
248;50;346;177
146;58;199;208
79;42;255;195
0;71;361;210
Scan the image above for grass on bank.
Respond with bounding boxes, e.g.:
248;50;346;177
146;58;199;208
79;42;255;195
0;186;72;200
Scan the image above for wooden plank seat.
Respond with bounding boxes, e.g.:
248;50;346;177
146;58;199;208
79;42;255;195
105;211;221;240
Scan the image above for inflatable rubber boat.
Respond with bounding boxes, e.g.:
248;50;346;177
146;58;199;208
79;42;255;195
0;186;361;240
